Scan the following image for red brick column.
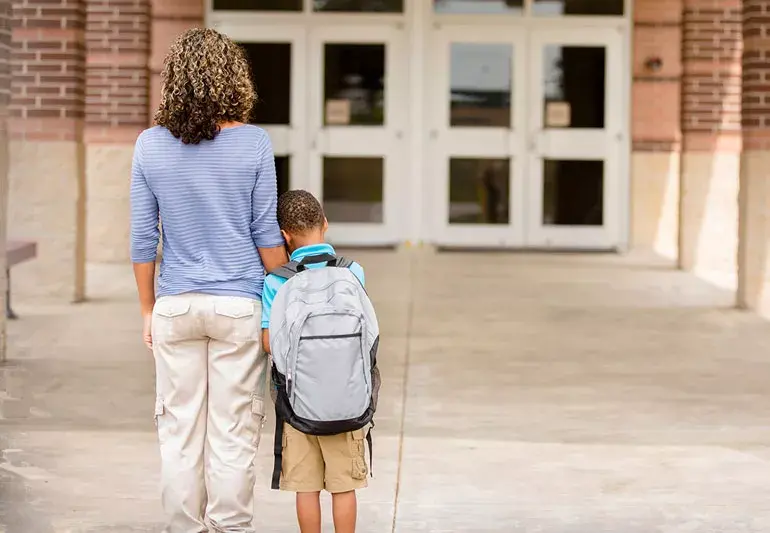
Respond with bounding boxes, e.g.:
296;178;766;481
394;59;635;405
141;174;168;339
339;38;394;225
737;0;770;313
0;0;10;360
679;0;742;280
8;0;87;300
85;0;149;262
149;0;203;119
86;0;149;141
630;0;682;258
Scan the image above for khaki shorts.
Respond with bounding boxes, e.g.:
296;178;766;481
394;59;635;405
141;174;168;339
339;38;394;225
280;423;369;494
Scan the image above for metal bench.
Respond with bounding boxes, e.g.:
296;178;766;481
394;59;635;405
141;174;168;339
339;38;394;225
6;240;37;320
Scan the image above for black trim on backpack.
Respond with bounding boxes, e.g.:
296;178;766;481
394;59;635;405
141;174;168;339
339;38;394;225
271;404;284;490
271;366;375;436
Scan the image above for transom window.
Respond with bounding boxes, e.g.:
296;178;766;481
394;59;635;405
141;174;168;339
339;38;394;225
211;0;624;16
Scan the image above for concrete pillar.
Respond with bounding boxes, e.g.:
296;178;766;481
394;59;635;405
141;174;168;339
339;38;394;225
737;0;770;313
630;0;682;260
679;0;741;286
85;0;150;263
0;0;10;361
8;0;86;301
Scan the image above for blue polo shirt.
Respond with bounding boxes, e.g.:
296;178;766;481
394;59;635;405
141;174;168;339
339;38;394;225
261;243;365;329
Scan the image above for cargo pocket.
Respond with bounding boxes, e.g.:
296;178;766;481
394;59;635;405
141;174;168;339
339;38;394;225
251;394;266;448
154;395;168;444
349;430;368;480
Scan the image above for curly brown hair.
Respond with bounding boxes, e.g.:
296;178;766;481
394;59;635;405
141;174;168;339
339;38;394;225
154;28;256;145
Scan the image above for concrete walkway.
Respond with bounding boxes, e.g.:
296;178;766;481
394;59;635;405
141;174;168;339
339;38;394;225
3;250;770;532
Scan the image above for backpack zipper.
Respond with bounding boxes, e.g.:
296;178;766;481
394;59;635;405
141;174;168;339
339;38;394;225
287;371;293;398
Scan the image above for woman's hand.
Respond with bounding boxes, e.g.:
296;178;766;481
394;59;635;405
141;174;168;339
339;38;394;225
143;313;153;350
133;261;157;351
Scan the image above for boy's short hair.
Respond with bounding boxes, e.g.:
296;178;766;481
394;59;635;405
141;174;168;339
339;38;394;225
277;189;326;234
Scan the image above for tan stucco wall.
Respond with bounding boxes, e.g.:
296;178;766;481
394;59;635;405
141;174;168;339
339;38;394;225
86;143;133;263
630;151;679;260
8;140;86;300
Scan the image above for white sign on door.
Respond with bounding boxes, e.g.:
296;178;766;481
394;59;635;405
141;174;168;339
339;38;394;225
325;99;351;125
545;101;571;128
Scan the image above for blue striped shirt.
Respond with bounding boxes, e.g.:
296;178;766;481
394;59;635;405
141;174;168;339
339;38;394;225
130;124;284;299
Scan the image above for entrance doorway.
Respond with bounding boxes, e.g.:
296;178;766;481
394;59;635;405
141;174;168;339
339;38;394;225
211;2;629;250
430;24;625;249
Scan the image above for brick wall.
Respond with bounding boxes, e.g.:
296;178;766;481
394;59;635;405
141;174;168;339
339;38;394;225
10;0;85;141
0;0;9;361
682;0;742;151
743;0;770;150
86;0;149;143
632;0;682;152
0;0;9;113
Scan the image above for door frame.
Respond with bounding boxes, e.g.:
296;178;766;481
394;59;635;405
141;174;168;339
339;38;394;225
308;24;409;246
526;26;625;250
428;25;528;247
427;18;629;250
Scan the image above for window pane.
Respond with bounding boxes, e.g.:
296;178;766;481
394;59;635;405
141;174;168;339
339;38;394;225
213;0;302;11
434;0;523;14
314;0;403;12
450;43;512;128
543;45;605;129
275;156;290;198
449;158;510;225
533;0;623;16
323;157;384;223
542;159;603;226
324;44;385;126
241;42;291;126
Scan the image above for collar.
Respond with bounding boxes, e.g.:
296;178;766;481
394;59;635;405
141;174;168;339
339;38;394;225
289;242;336;262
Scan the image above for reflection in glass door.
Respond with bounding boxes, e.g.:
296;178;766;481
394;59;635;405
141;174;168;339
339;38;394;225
431;28;526;247
219;24;307;193
528;28;623;249
309;26;406;245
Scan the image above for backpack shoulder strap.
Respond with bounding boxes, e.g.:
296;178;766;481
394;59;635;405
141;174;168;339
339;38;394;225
335;256;354;269
271;261;300;280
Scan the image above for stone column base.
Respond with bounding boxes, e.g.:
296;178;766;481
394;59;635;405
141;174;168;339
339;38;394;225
8;140;86;301
679;151;740;283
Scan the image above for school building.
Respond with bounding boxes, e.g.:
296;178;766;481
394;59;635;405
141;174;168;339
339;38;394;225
2;0;770;312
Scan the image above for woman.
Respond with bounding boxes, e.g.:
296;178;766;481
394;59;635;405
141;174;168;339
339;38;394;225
130;28;287;533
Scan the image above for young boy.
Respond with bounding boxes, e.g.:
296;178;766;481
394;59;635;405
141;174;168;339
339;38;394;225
261;189;368;533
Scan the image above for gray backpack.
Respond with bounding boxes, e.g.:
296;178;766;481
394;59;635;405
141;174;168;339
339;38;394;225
268;253;380;489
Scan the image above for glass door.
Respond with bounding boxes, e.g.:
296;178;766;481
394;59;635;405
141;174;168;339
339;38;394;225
308;25;407;246
430;27;526;247
527;28;624;249
214;23;306;197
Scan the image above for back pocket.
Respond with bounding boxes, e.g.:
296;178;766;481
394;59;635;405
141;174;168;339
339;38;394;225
213;298;257;342
153;298;193;342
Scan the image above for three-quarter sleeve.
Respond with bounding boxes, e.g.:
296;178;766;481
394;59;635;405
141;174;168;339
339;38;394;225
250;133;284;248
129;135;160;263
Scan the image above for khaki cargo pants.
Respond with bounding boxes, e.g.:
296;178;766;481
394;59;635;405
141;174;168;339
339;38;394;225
152;294;268;533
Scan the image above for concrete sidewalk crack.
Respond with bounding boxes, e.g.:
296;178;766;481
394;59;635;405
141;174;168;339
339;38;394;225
390;251;417;533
